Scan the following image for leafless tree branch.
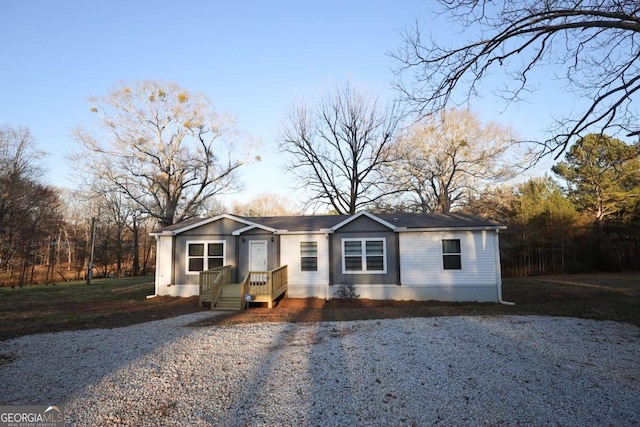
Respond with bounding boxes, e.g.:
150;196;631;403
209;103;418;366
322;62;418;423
392;0;640;157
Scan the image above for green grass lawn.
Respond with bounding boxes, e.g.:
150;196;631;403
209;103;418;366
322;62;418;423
0;277;205;341
1;273;638;341
501;273;640;325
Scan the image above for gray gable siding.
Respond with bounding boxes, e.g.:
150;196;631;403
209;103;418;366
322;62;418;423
330;230;399;286
174;217;247;285
174;234;240;284
334;214;393;233
181;217;247;236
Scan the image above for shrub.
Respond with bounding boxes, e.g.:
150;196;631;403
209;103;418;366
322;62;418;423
335;283;360;299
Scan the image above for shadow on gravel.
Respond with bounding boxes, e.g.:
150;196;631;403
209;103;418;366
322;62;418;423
204;308;640;426
212;299;319;424
0;313;216;407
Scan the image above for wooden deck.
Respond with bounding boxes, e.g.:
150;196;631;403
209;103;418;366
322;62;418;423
199;265;287;310
241;265;288;309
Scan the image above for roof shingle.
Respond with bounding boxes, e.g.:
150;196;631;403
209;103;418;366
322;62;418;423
152;212;503;235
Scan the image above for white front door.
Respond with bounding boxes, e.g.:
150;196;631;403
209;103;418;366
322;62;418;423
249;240;268;271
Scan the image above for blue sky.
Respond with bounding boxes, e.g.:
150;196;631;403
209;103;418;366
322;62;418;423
1;0;563;206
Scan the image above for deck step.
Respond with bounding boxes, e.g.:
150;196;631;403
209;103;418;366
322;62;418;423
213;295;242;310
212;283;241;310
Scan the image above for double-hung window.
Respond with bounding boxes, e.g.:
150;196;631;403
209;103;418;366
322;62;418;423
300;241;318;271
342;238;386;273
187;241;224;273
442;239;462;270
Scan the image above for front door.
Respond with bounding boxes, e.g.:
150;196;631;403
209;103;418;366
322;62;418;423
249;240;268;271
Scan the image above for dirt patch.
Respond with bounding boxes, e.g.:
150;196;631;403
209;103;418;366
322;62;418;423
191;297;519;327
193;273;640;328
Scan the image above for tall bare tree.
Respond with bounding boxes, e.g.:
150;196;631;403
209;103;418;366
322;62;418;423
231;192;299;217
0;125;63;284
390;109;527;213
279;82;403;214
73;80;247;226
393;0;640;156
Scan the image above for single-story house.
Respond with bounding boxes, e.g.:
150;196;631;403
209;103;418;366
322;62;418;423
150;211;508;303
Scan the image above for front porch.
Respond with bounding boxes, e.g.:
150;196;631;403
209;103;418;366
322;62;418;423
199;265;288;310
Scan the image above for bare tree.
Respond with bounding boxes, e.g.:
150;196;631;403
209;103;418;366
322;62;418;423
0;125;62;279
389;109;528;213
393;0;640;156
57;188;91;273
73;80;248;226
279;82;403;214
231;192;299;216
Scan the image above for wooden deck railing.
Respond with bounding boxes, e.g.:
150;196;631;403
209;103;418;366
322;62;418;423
240;265;288;309
198;265;232;307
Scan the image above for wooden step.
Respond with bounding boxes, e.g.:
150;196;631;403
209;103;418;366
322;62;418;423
212;283;241;310
213;295;242;311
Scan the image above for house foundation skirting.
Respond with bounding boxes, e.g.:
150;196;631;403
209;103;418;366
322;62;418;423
160;283;499;302
159;283;200;297
288;283;498;303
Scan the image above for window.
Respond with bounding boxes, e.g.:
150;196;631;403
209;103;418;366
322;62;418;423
342;238;386;273
442;239;461;270
300;241;318;271
187;241;224;273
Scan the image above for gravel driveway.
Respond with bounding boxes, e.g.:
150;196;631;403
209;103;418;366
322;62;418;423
1;313;638;426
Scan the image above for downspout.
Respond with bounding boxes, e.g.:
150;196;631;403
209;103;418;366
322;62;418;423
495;229;515;305
395;232;401;286
326;232;331;301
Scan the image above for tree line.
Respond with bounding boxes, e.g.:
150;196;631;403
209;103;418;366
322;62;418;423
2;112;637;285
1;0;638;284
0;126;158;286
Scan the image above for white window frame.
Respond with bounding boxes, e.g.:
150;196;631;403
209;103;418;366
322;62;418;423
341;238;387;274
185;240;226;275
300;241;318;272
442;238;462;270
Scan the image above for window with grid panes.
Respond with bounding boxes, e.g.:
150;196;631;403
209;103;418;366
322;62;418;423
342;238;386;273
442;239;461;270
187;242;224;273
300;241;318;271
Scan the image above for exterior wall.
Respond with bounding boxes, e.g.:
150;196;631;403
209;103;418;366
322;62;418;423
325;283;495;301
280;233;330;299
154;235;174;296
153;214;503;302
160;217;247;297
330;215;399;286
396;229;499;302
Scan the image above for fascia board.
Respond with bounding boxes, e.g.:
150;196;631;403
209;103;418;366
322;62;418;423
330;211;398;232
149;214;257;236
232;223;279;236
397;225;507;233
275;229;333;235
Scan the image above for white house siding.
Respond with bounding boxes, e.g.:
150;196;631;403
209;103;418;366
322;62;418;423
154;235;195;297
397;230;499;302
280;234;330;299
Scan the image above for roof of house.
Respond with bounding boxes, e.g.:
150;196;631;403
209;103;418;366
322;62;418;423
151;211;504;235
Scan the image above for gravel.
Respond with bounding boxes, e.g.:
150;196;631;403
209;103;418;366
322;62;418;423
1;313;638;427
